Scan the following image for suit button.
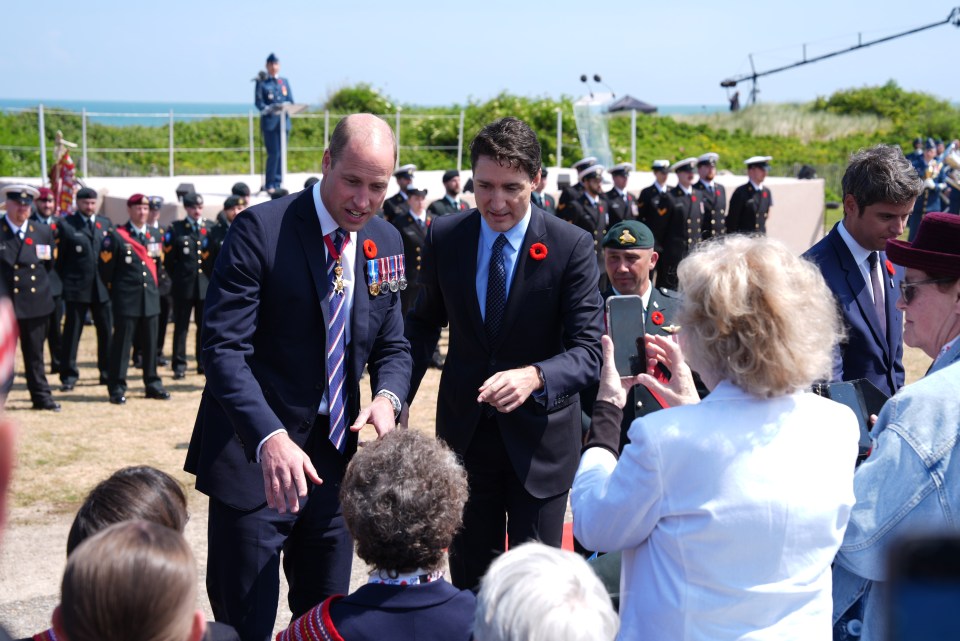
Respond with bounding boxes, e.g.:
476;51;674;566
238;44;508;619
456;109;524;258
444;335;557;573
13;276;18;282
12;288;18;294
197;260;202;264
30;275;35;281
30;287;35;293
142;272;147;276
13;264;19;270
143;283;147;288
30;264;36;270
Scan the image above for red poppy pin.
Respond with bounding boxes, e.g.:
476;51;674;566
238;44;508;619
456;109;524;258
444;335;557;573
691;195;697;202
25;237;33;245
762;191;768;198
651;310;664;326
529;243;548;261
51;223;57;231
716;189;721;196
363;239;378;259
200;227;207;236
885;259;895;276
96;222;102;229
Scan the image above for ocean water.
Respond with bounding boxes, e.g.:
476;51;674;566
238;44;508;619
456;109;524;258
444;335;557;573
0;99;727;127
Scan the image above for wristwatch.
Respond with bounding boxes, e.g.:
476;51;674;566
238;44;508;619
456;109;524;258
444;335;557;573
376;389;402;420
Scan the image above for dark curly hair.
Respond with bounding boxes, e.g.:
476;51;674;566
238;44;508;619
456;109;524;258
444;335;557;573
341;429;468;573
470;117;542;181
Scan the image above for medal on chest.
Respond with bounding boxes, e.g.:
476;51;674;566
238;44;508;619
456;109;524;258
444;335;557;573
333;262;345;295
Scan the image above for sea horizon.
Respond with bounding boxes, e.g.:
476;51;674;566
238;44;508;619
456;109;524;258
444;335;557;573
0;98;728;127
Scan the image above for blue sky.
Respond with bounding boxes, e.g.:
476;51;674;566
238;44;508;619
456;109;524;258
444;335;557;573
7;1;958;107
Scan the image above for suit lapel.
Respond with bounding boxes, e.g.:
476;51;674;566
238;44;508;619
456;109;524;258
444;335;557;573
880;250;899;357
495;208;546;350
459;212;486;348
350;225;372;378
293;191;332;319
829;228;888;356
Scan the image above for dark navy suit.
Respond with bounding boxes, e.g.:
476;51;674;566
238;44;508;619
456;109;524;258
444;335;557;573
255;75;294;190
803;223;904;398
405;206;603;589
185;188;411;641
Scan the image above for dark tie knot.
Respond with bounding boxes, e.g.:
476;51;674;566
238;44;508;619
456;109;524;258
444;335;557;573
868;251;879;268
331;228;347;253
492;233;507;254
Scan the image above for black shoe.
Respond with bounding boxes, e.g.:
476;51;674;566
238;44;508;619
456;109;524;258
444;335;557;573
173;371;185;380
109;394;126;405
430;356;445;369
32;400;61;412
158;356;169;366
146;388;171;400
59;382;75;392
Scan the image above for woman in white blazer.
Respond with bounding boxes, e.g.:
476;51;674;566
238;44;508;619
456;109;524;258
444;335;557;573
572;235;860;641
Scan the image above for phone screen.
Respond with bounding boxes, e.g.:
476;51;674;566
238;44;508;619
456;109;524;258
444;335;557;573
606;295;646;376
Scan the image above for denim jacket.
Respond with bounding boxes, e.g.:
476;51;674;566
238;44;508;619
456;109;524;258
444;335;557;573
833;354;960;640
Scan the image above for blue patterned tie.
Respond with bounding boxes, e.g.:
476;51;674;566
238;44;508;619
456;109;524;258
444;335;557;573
485;234;508;342
326;228;348;452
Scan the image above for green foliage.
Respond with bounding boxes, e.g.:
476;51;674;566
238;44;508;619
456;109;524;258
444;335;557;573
2;82;953;191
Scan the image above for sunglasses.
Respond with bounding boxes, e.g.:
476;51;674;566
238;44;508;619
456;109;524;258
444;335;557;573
898;277;955;305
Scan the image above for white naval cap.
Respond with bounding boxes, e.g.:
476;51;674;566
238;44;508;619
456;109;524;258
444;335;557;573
579;164;605;180
744;155;772;167
609;162;634;175
669;158;699;173
697;152;719;165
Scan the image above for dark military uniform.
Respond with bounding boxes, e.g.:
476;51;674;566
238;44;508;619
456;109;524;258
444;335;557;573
531;191;556;213
30;210;63;373
560;191;610;287
163;217;215;377
426;195;469;217
100;222;167;401
693;180;728;239
0;216;58;408
206;211;231;267
556;182;584;213
657;186;704;290
381;191;409;224
56;212;114;388
255;73;293;191
391;210;432;316
726;181;772;234
637;184;670;254
134;221;173;367
605;187;637;225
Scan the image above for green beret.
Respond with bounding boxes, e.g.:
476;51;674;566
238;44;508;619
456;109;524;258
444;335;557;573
602;220;654;249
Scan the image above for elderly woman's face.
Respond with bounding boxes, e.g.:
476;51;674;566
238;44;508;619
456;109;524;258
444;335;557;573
897;268;960;359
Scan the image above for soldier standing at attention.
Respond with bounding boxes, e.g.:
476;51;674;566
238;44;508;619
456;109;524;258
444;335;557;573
727;155;774;235
30;187;63;375
101;194;169;404
531;166;556;213
694;152;727;239
0;185;59;410
656;158;704;290
606;163;637;224
163;193;214;379
57;186;113;391
207;194;246;268
561;164;610;289
134;196;172;369
392;185;431;317
556;156;597;213
637;160;672;255
381;165;416;223
427;170;470;216
255;53;294;193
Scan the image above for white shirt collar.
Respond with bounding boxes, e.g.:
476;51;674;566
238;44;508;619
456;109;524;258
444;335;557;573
837;218;873;268
479;204;532;253
749;180;764;191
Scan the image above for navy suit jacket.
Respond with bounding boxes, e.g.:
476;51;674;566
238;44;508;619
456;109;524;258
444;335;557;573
329;580;475;641
185;189;412;510
803;223;904;397
405;206;604;498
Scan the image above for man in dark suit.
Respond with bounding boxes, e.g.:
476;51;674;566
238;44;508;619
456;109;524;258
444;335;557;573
656;158;704;290
184;113;412;641
694;152;727;238
531;166;556;213
381;164;416;223
403;117;604;591
804;145;923;398
31;187;63;375
100;194;170;405
57;186;113;391
163;192;215;378
727;155;774;234
637;159;671;254
606;163;638;223
0;185;60;410
427;169;470;216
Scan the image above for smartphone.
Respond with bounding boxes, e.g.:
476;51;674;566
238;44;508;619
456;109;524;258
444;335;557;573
886;533;960;640
605;295;646;376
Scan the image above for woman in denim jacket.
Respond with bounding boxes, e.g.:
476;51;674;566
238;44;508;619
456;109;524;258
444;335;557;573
833;212;960;640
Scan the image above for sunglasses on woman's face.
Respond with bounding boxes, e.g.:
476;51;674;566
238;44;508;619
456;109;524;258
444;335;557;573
898;277;954;305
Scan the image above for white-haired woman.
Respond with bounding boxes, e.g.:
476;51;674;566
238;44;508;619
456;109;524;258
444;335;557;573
573;235;860;640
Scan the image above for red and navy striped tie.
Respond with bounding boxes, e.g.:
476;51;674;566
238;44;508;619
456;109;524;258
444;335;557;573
326;228;348;452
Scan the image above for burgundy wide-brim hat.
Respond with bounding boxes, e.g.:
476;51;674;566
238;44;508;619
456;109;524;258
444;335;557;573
886;212;960;277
